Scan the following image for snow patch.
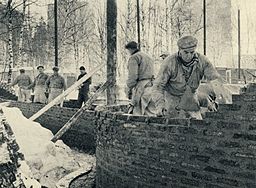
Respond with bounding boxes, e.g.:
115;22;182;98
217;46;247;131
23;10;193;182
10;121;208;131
1;105;94;188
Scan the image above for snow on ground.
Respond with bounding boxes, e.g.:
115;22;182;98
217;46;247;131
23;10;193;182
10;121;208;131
1;105;95;188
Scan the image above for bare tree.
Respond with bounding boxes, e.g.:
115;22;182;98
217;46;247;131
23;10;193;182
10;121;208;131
46;0;94;71
6;0;14;83
16;0;27;68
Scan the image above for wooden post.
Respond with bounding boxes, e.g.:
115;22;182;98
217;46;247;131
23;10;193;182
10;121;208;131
54;0;58;66
203;0;206;55
137;0;141;49
106;0;117;105
29;63;105;121
51;81;111;142
238;9;241;80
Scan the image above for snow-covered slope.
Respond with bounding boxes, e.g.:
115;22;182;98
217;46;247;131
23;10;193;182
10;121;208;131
1;105;95;187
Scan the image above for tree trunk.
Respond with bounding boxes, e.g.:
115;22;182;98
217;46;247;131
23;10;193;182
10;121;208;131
27;2;34;67
17;0;27;68
140;0;145;49
165;0;169;51
153;6;157;56
7;0;13;83
147;0;151;53
106;0;117;105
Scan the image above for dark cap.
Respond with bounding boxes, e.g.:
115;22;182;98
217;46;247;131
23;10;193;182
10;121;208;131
125;41;138;49
79;66;85;70
177;36;198;50
19;69;25;73
37;65;44;69
52;66;59;71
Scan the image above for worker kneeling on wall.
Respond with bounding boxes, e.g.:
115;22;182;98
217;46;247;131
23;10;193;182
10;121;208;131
151;35;232;120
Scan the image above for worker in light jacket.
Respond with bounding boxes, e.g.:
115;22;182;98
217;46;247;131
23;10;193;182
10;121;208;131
46;66;66;104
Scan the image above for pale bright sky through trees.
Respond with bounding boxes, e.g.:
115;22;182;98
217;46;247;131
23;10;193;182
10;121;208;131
29;0;256;56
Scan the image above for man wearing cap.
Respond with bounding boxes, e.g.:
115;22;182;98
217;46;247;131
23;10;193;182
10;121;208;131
152;35;231;119
46;67;67;103
77;66;92;108
30;65;48;104
125;41;155;115
10;69;32;102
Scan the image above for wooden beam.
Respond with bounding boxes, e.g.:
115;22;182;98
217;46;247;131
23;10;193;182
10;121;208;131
29;63;105;121
51;80;111;142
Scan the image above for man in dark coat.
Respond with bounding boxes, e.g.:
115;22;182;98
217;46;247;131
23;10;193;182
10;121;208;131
77;66;91;108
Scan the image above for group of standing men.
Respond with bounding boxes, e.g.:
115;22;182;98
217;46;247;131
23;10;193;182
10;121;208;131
125;35;231;120
10;66;66;104
10;65;91;107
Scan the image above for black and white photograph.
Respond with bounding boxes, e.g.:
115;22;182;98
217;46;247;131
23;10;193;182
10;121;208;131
0;0;255;187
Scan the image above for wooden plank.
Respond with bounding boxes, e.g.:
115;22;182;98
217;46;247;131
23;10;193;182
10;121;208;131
29;63;105;121
51;81;110;142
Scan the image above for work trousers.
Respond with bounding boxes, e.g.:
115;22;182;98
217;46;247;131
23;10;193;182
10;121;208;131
18;88;31;103
48;88;64;105
77;91;89;108
34;85;47;104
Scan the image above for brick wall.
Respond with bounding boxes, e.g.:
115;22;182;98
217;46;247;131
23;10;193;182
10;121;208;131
8;102;97;153
96;93;256;188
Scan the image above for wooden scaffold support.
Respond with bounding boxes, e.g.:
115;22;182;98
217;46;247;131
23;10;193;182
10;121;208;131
51;80;111;142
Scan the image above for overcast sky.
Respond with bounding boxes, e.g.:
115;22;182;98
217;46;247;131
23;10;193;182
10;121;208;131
28;0;256;55
232;0;256;55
